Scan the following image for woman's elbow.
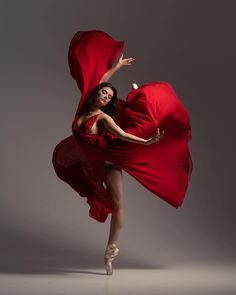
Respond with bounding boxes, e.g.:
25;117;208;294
119;131;128;140
109;129;126;139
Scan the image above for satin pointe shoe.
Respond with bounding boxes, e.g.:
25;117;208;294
104;243;120;275
132;82;139;89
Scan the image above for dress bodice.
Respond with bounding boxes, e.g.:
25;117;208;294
73;113;107;145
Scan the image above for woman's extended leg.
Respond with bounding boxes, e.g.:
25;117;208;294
104;163;124;245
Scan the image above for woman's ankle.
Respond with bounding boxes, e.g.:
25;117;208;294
107;242;117;247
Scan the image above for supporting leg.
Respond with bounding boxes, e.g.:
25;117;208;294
104;164;124;245
103;163;124;274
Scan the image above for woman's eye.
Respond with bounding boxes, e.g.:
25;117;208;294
101;89;111;98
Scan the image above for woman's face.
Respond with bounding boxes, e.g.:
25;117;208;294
95;87;114;107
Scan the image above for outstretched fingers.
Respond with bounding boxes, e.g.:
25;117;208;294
118;54;135;66
155;127;164;141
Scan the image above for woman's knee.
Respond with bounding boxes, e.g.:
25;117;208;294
112;194;124;208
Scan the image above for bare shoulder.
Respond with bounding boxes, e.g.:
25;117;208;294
98;112;113;122
98;112;119;131
97;111;125;138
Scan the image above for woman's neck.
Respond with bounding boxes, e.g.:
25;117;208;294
87;106;101;114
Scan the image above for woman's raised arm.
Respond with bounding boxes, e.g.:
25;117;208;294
101;114;164;145
99;54;135;83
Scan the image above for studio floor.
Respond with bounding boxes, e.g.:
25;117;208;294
0;263;236;295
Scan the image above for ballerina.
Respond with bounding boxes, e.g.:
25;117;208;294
52;29;193;276
75;54;164;275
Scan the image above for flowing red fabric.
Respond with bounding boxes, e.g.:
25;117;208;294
52;30;193;223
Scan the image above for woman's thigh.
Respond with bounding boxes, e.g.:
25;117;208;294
104;164;123;203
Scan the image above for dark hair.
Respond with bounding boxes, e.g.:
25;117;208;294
81;82;118;118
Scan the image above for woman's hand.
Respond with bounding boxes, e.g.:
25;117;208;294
99;54;135;83
116;54;135;69
145;127;164;145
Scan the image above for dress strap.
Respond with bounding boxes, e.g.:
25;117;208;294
84;112;103;125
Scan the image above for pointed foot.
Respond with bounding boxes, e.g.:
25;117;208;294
132;82;139;89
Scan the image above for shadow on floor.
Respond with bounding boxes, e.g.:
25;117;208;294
0;253;168;275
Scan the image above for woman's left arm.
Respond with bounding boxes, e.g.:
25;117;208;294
99;54;135;83
101;114;164;145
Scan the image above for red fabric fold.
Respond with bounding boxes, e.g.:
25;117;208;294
52;30;193;223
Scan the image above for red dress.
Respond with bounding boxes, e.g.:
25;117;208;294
52;30;193;223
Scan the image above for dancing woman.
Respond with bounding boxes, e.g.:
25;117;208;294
52;30;193;276
75;54;164;274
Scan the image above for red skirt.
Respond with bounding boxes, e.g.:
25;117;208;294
52;30;193;222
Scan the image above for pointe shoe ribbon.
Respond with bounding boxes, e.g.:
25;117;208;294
104;243;119;263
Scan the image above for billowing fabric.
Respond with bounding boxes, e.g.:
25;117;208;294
52;30;193;223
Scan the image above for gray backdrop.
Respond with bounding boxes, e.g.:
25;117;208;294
1;0;235;271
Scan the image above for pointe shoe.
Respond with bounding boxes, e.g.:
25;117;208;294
132;82;139;90
104;243;120;275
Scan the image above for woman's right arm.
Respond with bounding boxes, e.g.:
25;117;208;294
101;114;164;145
99;54;135;83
